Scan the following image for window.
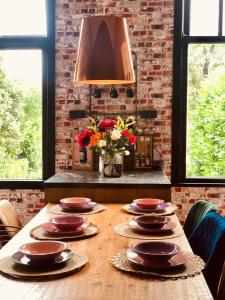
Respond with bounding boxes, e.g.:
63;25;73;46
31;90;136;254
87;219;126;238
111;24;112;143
0;0;47;36
0;50;42;180
172;0;225;185
0;0;55;188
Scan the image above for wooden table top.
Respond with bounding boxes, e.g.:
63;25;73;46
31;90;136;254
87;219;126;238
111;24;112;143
0;204;213;300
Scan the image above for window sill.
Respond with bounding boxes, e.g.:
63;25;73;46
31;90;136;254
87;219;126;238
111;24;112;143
44;170;171;188
171;180;225;187
0;180;44;189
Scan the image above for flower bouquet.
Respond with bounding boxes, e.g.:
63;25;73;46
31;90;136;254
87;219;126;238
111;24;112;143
77;116;141;177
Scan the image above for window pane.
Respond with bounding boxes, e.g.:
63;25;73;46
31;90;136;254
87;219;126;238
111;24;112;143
190;0;219;36
0;0;46;36
223;1;225;35
0;50;42;179
186;44;225;178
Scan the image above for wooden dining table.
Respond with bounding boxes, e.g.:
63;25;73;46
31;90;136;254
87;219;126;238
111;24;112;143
0;203;213;300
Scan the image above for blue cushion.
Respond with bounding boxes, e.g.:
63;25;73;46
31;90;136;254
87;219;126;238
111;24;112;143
183;200;217;238
189;211;225;297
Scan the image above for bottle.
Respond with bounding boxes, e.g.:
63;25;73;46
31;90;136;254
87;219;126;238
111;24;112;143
145;152;151;167
141;153;146;168
79;147;87;164
135;153;140;168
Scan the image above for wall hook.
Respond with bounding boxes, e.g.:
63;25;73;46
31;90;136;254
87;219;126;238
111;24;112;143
110;87;118;98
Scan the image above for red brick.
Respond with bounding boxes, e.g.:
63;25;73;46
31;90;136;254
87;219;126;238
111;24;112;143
207;193;220;198
189;199;196;203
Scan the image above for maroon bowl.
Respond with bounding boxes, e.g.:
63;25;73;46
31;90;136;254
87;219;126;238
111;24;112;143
132;241;181;261
59;197;91;208
59;201;94;212
50;215;86;230
134;215;170;229
19;241;67;263
133;198;165;209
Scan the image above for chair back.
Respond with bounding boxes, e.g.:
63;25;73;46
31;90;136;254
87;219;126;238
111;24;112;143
0;200;21;237
189;211;225;297
183;200;217;238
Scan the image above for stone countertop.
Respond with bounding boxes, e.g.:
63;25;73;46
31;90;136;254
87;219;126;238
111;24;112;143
44;170;171;188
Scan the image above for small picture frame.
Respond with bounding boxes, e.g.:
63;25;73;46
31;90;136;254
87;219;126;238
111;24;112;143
72;132;93;170
133;134;153;170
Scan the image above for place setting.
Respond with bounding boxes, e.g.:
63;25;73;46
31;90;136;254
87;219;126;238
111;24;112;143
50;197;106;215
113;214;184;240
30;215;98;241
122;198;178;216
111;241;205;279
0;241;88;280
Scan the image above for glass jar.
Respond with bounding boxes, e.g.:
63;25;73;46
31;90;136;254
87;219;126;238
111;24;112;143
99;153;122;177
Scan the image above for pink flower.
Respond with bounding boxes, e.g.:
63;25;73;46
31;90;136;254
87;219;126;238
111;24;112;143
77;129;93;147
99;119;116;129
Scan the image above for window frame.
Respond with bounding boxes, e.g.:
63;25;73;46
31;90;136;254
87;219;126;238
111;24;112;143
172;0;225;186
0;0;55;189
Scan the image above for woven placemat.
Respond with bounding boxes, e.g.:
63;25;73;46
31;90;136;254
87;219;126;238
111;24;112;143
111;250;205;279
0;251;88;280
113;223;184;240
30;223;98;241
50;204;106;215
122;204;177;216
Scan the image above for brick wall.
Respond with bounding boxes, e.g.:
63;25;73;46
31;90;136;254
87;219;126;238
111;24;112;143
1;0;224;225
0;190;45;225
172;187;225;224
55;0;173;175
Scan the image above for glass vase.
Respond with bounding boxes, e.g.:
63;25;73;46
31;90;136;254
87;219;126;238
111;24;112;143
99;154;122;177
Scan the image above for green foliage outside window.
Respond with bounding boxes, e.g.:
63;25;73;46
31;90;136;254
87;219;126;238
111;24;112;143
187;45;225;177
0;57;42;179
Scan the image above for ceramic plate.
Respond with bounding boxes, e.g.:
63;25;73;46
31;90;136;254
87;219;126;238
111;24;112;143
12;249;73;268
128;220;177;233
127;250;191;270
129;203;170;213
59;202;96;212
41;222;89;236
133;198;164;209
134;215;170;229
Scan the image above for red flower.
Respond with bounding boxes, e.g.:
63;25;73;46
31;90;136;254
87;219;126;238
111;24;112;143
77;129;93;147
122;130;136;145
121;130;130;137
129;134;136;145
99;119;116;129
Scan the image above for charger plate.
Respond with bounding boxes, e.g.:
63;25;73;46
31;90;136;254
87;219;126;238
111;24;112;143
113;223;184;240
50;203;106;215
111;250;205;279
41;222;89;236
30;223;98;241
122;204;177;216
128;219;177;233
0;251;88;280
